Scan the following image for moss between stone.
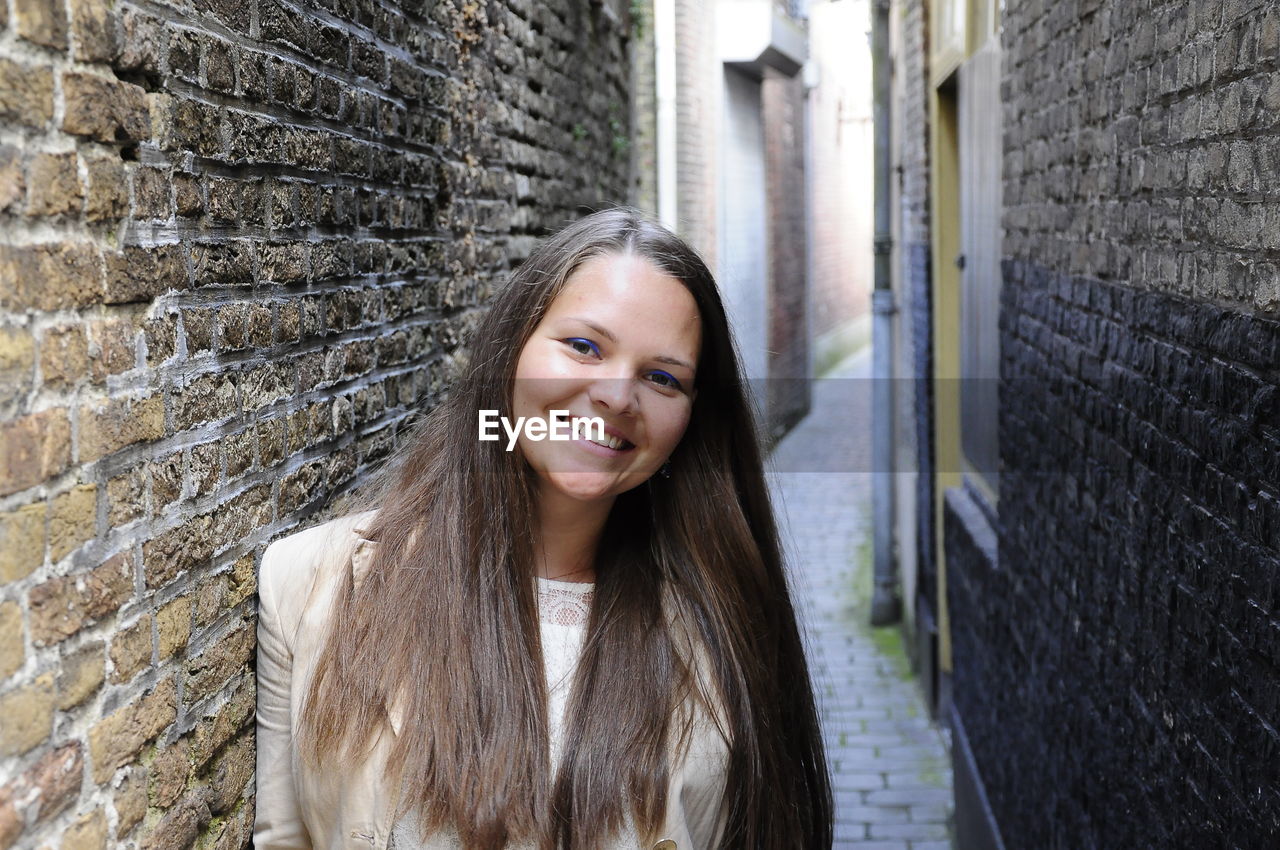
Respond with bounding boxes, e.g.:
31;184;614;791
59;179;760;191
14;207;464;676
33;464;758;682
847;508;914;682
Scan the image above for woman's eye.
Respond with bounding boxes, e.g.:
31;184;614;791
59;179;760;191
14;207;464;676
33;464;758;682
564;338;600;357
647;370;682;391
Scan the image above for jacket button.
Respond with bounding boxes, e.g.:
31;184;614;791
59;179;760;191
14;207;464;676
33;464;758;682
653;841;677;850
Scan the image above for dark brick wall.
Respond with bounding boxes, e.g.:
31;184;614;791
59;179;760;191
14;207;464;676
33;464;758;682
1003;0;1280;312
943;0;1280;844
908;243;935;617
949;262;1280;848
894;0;934;646
763;66;810;439
0;0;634;845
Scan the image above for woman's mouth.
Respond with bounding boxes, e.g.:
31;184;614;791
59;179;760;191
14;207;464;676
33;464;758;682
554;413;636;452
585;432;634;451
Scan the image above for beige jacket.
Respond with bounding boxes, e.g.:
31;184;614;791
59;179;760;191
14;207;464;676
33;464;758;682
254;512;731;850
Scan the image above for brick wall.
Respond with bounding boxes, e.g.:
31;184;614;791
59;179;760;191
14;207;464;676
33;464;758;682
629;0;658;217
0;0;634;846
762;65;810;438
1003;0;1279;311
674;0;718;269
946;0;1280;844
808;0;873;349
893;0;934;632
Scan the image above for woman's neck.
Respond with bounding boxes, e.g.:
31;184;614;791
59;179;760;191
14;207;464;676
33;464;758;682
533;489;614;583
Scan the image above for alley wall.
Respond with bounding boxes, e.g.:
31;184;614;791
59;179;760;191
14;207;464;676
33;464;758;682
0;0;634;846
947;0;1280;845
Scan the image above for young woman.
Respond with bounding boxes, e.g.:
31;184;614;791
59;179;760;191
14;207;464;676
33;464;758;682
254;208;833;850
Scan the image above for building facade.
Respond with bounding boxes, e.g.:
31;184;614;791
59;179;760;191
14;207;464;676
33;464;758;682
0;0;636;846
888;0;1280;845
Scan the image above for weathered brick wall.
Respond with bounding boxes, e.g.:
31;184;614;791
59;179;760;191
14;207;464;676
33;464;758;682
0;0;634;846
894;0;934;630
762;66;809;439
946;0;1280;845
1004;0;1279;311
629;0;658;217
674;0;717;269
808;0;872;348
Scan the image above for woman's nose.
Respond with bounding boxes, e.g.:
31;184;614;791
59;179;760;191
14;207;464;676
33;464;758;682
587;373;637;414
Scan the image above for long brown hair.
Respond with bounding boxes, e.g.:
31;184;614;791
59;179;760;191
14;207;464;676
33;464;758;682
298;207;833;849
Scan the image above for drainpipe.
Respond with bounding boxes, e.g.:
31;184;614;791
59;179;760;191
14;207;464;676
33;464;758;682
870;0;901;627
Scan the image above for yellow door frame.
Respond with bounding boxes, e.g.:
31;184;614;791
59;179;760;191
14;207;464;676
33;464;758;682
926;0;1001;676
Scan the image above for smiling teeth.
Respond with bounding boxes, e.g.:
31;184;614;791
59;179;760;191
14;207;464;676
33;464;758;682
590;434;627;450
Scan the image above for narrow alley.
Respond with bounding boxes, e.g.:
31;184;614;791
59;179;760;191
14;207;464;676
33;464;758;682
771;350;955;849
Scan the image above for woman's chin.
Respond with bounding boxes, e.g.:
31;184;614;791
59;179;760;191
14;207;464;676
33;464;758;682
543;471;634;504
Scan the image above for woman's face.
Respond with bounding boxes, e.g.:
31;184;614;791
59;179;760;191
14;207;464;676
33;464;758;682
511;251;702;508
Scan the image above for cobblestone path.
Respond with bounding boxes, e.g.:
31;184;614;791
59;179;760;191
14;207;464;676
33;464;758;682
768;348;956;849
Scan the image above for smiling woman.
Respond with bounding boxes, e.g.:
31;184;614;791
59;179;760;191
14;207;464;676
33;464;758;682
254;208;833;850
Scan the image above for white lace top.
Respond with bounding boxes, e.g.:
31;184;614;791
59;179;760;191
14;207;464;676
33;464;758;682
389;576;597;850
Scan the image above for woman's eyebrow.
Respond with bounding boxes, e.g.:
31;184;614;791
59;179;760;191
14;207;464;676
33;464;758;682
565;317;617;343
564;316;695;372
653;354;695;372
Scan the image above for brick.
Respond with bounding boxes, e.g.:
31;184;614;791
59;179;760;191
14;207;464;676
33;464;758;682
175;175;203;216
0;146;25;212
184;622;253;704
117;9;164;78
0;326;35;402
173;373;237;431
0;743;83;841
132;166;171;220
148;737;188;808
206;730;252;812
69;0;119;61
107;468;145;527
0;504;46;582
28;551;131;646
193;574;226;626
143;515;214;588
108;614;151;684
0;796;17;850
0;60;54;129
14;0;67;49
226;553;255;607
164;98;222;157
157;595;190;659
40;325;90;387
104;244;189;304
86;317;138;380
56;641;104;709
0;243;104;312
89;676;176;783
78;394;166;463
113;767;147;836
189;677;252;768
0;672;55;757
26;152;82;218
0;409;71;497
61;73;150;143
191;444;219;497
62;810;107;850
140;794;207;850
149;452;183;513
0;601;23;680
47;483;96;561
84;153;129;222
144;312;179;366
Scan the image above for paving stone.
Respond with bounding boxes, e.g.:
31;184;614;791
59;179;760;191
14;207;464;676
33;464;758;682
869;821;951;840
770;349;954;848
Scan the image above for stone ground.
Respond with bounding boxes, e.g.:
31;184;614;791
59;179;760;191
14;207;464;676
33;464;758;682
768;347;956;849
